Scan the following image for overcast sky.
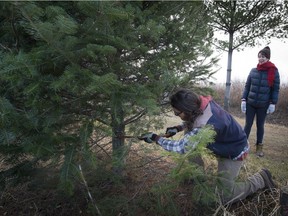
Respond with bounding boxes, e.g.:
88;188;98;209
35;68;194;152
213;38;288;84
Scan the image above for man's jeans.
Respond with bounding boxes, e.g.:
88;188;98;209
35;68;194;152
218;158;265;205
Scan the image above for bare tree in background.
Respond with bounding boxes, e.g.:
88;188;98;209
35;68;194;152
207;0;288;111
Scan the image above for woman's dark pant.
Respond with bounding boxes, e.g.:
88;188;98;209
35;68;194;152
244;103;268;144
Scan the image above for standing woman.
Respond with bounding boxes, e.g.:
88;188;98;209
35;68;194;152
241;46;280;157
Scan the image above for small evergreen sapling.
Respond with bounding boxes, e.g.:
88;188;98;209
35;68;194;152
168;125;223;205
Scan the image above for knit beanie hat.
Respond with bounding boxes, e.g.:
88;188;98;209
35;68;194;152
258;46;270;59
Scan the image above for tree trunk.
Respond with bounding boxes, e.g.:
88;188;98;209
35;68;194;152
111;94;125;175
224;32;234;111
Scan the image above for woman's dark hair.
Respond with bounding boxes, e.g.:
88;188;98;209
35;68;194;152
170;89;203;130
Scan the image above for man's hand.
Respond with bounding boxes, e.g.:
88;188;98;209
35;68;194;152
138;133;158;143
165;126;180;137
267;104;275;114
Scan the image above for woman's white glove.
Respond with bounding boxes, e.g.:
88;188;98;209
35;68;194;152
267;104;275;114
241;101;246;113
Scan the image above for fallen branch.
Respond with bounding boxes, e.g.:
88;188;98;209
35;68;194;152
78;164;102;216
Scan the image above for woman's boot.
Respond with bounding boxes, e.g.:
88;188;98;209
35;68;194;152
256;144;264;157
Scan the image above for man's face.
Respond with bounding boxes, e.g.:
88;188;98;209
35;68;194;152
258;53;268;64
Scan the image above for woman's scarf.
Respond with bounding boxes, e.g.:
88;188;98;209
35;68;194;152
257;61;277;87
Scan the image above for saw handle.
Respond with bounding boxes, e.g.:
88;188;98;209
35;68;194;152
158;133;173;138
138;133;172;140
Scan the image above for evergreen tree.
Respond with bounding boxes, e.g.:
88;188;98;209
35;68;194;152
0;1;216;190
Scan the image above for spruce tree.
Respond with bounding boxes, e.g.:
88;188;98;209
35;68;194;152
0;1;216;190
